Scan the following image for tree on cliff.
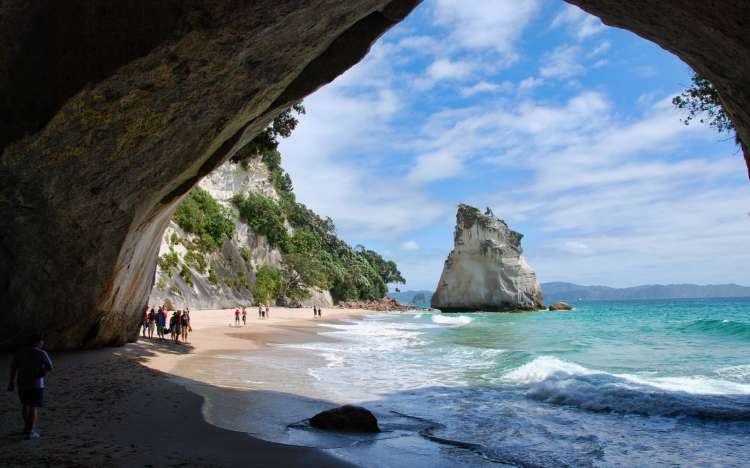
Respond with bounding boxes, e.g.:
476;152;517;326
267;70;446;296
231;104;306;164
673;73;737;143
254;266;281;305
354;245;406;285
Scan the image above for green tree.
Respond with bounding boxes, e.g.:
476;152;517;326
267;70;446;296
231;104;305;164
254;265;282;305
208;263;219;286
673;73;737;142
174;187;235;250
232;193;289;250
355;245;406;285
158;249;180;277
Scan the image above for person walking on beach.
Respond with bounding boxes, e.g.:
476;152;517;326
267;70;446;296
142;308;149;337
156;307;166;340
147;307;156;339
258;305;262;319
7;334;53;439
174;311;182;343
242;307;247;326
169;312;177;341
181;310;191;343
234;308;241;326
318;307;322;318
265;304;270;319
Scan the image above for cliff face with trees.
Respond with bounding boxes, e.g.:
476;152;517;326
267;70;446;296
150;108;404;309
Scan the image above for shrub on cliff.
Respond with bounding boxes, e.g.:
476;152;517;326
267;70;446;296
174;187;235;250
673;73;737;143
158;248;179;277
254;266;282;304
232;193;289;250
230;104;306;166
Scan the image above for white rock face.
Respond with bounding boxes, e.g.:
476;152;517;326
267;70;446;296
431;205;543;312
148;159;332;310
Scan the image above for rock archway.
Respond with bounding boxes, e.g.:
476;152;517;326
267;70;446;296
1;0;748;350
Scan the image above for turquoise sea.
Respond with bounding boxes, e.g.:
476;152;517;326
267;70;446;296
282;298;750;466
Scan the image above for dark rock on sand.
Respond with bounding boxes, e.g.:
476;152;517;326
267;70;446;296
549;302;573;311
310;405;380;433
338;298;413;311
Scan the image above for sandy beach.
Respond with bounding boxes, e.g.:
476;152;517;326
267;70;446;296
0;307;377;467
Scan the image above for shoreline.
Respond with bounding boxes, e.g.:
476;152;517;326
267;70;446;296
0;306;382;467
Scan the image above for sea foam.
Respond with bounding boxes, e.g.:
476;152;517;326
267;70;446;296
432;314;473;326
502;356;750;420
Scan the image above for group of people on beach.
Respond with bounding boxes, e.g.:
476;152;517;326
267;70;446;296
142;306;191;343
313;306;323;318
233;305;272;326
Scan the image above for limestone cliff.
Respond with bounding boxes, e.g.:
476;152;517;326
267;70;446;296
431;205;543;312
148;159;332;310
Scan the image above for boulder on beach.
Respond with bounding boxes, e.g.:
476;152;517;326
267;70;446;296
162;298;175;311
548;302;573;311
310;405;380;433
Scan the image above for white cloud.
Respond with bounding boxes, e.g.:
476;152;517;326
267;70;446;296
540;45;585;79
551;4;606;40
400;241;420;250
460;80;513;97
407;149;465;183
415;58;475;89
278;42;446;240
465;93;750;286
432;0;541;60
588;40;611;58
518;76;544;92
592;59;608;68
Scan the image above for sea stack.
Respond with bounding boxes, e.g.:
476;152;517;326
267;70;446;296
432;204;543;312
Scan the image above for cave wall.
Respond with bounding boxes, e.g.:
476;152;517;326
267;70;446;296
0;0;748;350
0;0;421;349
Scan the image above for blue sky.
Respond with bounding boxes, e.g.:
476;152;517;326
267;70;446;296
279;0;750;291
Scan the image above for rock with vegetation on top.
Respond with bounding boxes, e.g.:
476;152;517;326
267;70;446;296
548;302;573;311
432;205;543;312
310;405;380;433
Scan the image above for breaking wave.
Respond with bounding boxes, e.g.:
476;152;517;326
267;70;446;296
678;319;750;340
432;314;473;326
502;356;750;420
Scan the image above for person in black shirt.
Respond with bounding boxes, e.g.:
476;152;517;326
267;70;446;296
7;334;53;439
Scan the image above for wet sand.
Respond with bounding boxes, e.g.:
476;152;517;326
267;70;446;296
0;307;373;467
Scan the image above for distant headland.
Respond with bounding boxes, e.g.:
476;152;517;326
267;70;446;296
392;283;750;307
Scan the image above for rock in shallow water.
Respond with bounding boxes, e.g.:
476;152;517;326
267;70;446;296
310;405;380;433
432;205;544;312
549;302;573;311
